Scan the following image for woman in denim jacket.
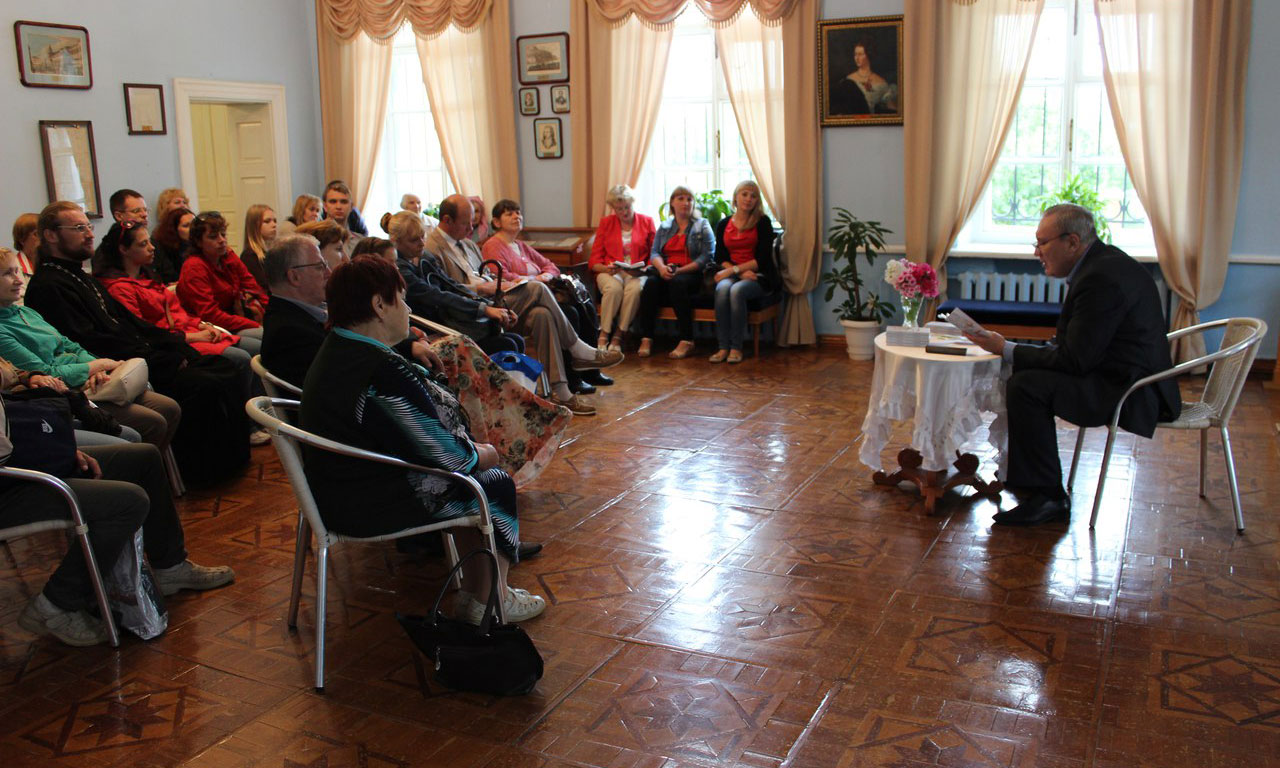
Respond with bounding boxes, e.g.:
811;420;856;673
636;186;715;359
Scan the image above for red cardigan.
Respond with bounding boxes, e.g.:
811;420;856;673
589;213;656;269
102;274;240;355
177;249;268;332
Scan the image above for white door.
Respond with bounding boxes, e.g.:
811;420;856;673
189;101;277;249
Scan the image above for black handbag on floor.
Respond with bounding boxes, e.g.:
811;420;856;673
396;548;543;696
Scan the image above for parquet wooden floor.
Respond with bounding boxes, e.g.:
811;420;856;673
3;345;1279;767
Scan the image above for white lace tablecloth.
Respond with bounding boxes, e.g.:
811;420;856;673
858;333;1008;474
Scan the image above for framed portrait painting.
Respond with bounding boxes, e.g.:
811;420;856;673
517;33;569;85
38;120;102;217
14;21;92;89
550;84;570;114
124;83;166;135
518;87;540;116
818;15;903;127
533;118;562;160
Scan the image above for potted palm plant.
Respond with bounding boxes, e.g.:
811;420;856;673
822;208;894;360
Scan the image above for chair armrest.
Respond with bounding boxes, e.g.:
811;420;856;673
410;313;461;338
0;466;85;527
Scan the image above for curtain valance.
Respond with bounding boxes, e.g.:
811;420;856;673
588;0;801;29
317;0;492;41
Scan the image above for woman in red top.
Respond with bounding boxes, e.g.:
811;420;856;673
177;212;267;355
636;186;715;358
709;180;777;363
589;184;656;353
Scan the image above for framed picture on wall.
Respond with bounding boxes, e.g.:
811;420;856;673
517;33;569;85
817;15;903;127
533;118;562;160
13;21;93;89
123;83;166;135
550;85;570;114
38;120;102;217
518;87;540;116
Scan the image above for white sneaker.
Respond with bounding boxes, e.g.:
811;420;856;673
249;429;272;446
18;593;107;647
460;586;546;625
153;560;235;596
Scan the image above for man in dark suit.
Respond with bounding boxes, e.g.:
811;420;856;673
967;204;1180;525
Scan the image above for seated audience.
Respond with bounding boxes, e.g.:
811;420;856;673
261;236;569;487
321;180;367;255
299;256;545;623
401;193;440;233
965;204;1181;526
177;212;268;352
151;206;194;283
590;184;656;353
386;211;526;357
295;219;350;270
352;236;394;260
155;188;189;218
637;185;716;359
1;355;138;447
22;202;252;485
11;213;39;283
709;180;777;363
240;204;278;294
109;188;150;228
426;195;622;415
1;378;233;647
278;193;322;239
2;245;179;450
482;198;609;394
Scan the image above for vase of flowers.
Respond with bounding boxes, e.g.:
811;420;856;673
883;258;939;328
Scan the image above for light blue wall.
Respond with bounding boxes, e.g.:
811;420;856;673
510;0;573;227
0;0;323;222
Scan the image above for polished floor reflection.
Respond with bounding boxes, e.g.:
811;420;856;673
3;345;1278;767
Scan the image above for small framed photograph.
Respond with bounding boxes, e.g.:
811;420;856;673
123;83;166;135
533;118;563;160
38;120;102;218
14;21;93;89
550;84;570;114
818;15;904;127
518;87;540;116
517;33;569;85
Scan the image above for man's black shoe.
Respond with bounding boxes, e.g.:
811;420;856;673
518;541;543;559
580;370;614;386
569;378;597;395
992;493;1070;526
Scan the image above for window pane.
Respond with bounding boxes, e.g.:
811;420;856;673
1026;5;1069;81
1010;86;1063;158
989;163;1062;226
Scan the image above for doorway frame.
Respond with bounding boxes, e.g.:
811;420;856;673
173;78;292;212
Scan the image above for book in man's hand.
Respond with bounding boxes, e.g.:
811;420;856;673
939;308;988;337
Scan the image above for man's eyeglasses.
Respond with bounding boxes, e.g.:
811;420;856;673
289;261;330;272
1032;232;1070;251
57;223;94;233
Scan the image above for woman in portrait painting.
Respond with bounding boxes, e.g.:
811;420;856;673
830;39;898;116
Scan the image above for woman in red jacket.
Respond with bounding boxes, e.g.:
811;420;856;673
177;212;268;355
589;184;655;352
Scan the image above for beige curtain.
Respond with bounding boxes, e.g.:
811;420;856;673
903;0;1044;276
316;25;394;210
1095;0;1251;363
590;0;799;26
415;0;521;206
317;0;491;39
570;5;674;225
715;3;820;345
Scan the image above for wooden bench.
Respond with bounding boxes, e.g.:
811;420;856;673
651;302;781;356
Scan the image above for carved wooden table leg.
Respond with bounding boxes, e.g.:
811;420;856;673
872;448;1003;514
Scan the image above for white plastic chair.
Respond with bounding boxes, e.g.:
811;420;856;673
0;466;120;647
249;355;302;398
245;396;506;692
1067;318;1267;531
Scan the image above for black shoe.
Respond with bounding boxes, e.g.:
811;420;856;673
992;493;1071;526
518;541;543;559
580;370;613;386
570;378;597;395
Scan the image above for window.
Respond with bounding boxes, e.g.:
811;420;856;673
632;10;755;218
957;0;1153;252
362;26;454;236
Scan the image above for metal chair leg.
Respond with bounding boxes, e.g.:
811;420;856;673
314;546;328;693
287;511;310;629
75;526;120;647
1220;425;1246;533
1067;428;1087;491
1089;426;1119;529
163;446;185;497
443;532;462;590
1198;429;1208;498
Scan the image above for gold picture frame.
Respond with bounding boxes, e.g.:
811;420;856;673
818;15;903;127
38;120;102;217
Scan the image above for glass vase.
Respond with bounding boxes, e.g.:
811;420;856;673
901;297;922;328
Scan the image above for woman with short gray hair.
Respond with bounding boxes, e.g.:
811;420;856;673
589;184;656;353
